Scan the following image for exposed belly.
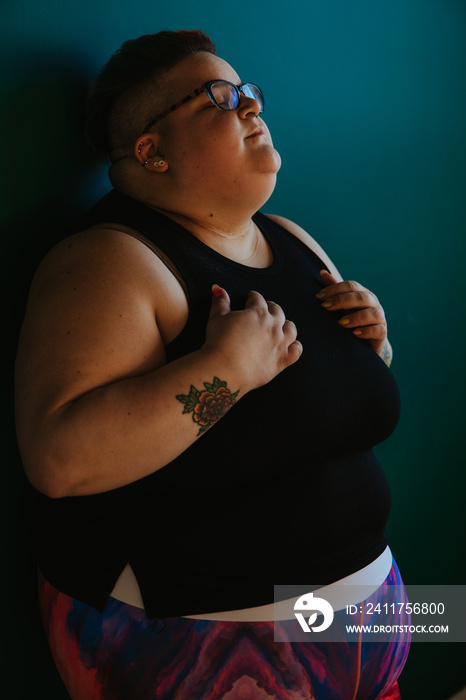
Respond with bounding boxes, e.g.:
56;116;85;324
110;563;145;608
110;547;392;621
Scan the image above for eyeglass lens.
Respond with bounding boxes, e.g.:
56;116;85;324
240;84;264;111
210;82;264;112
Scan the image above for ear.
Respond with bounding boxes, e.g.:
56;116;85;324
134;136;169;172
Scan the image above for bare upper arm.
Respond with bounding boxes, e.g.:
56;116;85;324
264;214;343;282
15;227;185;447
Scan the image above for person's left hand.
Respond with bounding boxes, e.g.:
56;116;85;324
316;270;390;361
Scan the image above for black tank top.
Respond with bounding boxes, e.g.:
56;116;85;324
35;190;400;618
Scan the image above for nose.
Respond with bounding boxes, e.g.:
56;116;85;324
237;94;262;119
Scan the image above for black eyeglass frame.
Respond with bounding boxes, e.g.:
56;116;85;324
141;80;265;134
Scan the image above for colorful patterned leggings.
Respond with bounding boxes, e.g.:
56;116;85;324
39;560;410;700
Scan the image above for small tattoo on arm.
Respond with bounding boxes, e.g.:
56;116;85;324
176;377;239;435
381;340;393;368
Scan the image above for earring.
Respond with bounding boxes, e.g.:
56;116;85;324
140;141;148;167
154;150;165;167
141;149;165;167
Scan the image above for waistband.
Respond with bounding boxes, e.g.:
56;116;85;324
183;546;393;621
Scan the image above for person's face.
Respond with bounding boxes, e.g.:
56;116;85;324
147;52;281;212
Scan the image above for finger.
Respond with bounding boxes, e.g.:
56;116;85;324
286;339;303;366
244;289;268;311
283;319;298;341
337;306;386;328
319;269;339;287
316;279;367;301
266;300;286;322
351;324;387;341
209;284;231;320
320;290;380;311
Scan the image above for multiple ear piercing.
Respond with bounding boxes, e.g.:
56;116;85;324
138;142;166;168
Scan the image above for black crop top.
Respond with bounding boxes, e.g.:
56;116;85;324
35;190;400;618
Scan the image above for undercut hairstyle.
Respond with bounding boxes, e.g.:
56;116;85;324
85;30;217;161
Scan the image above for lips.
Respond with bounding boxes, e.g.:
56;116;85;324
245;127;265;139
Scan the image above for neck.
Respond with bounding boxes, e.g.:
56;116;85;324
109;161;276;265
151;205;269;266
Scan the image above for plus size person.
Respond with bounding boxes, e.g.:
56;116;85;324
15;30;409;700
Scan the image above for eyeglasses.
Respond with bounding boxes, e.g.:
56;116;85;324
141;80;265;134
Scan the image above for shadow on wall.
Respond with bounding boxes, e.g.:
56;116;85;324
2;49;103;359
1;49;102;698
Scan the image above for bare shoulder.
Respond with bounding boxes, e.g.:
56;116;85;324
26;226;187;333
263;214;342;281
29;226;175;300
16;226;187;428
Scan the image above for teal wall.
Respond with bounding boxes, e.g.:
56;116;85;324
2;1;465;697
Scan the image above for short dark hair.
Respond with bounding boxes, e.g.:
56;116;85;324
85;30;217;160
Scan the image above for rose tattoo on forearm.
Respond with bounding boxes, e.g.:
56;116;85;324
176;377;239;435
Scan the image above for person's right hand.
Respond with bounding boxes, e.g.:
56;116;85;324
203;285;303;393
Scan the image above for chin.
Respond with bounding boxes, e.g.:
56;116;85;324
271;148;282;173
256;145;281;175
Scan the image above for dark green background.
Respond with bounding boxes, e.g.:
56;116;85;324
1;0;465;697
